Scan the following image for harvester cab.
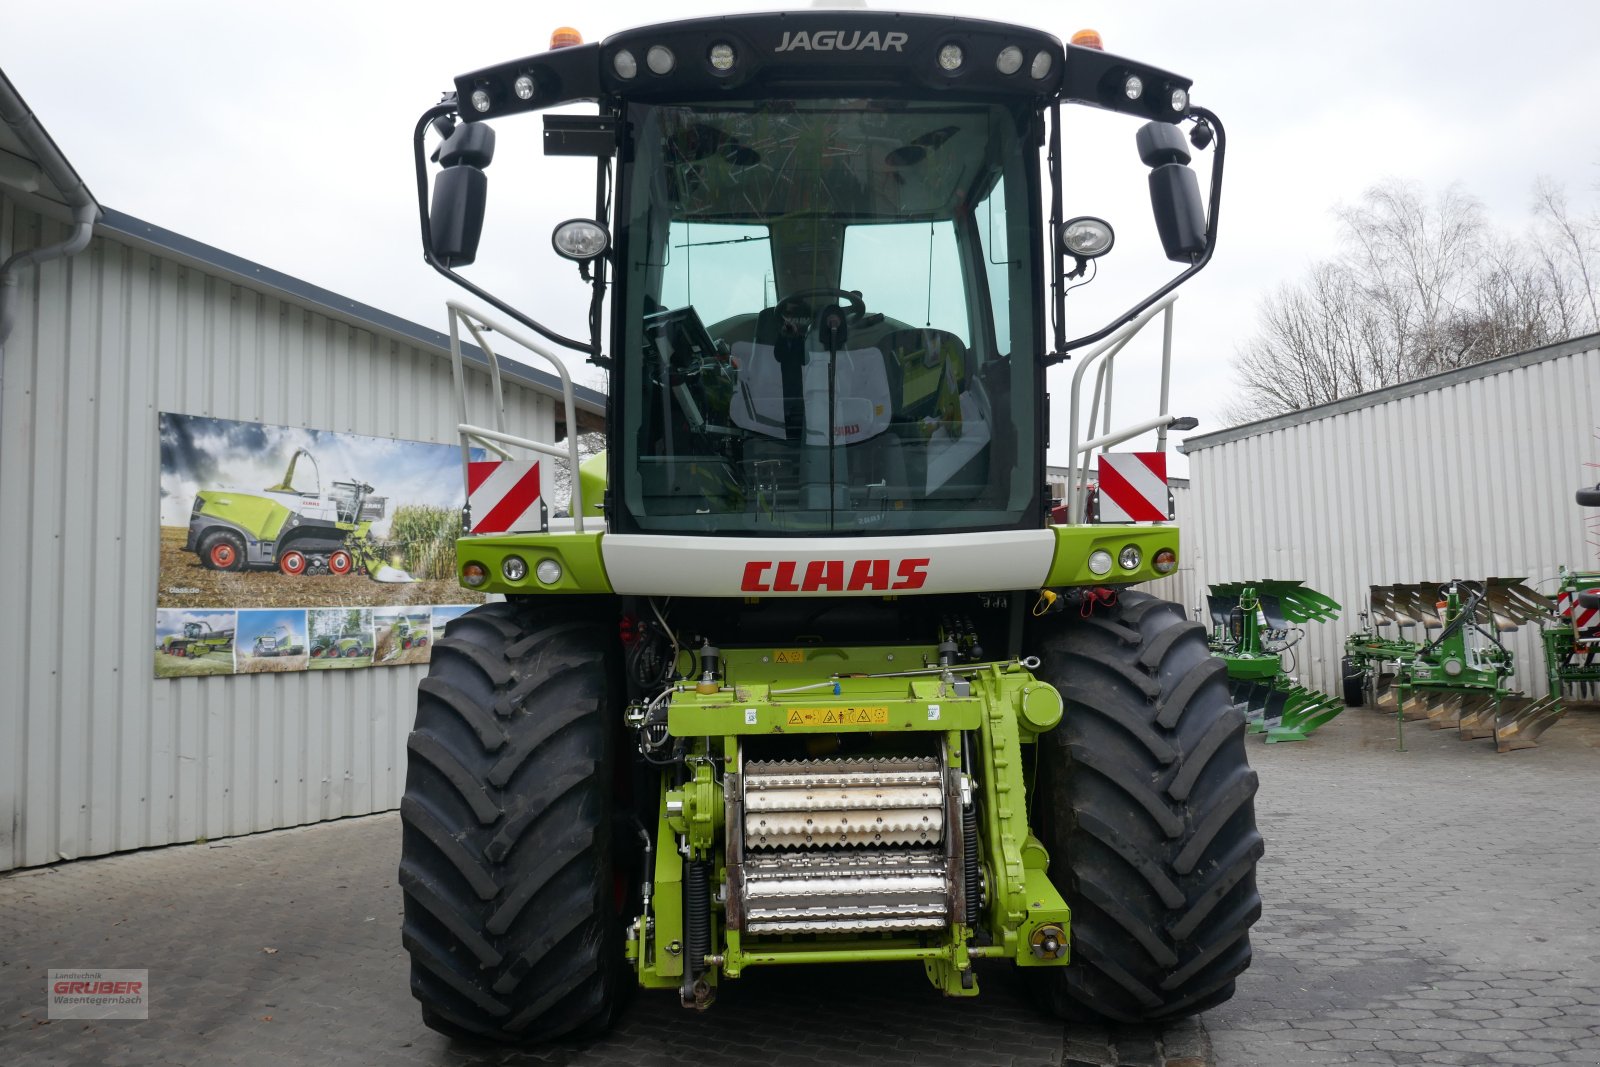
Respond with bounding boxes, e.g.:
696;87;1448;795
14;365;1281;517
400;12;1259;1045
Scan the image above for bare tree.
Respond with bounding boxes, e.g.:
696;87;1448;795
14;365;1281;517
1227;176;1600;423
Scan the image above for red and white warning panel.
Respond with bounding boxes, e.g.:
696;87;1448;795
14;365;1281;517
1556;588;1600;640
1095;452;1172;523
467;460;543;534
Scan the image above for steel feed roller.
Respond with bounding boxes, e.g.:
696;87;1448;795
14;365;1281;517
731;756;963;936
1206;581;1345;743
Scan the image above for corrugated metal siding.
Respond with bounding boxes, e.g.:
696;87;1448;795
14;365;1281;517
0;196;557;871
1180;341;1600;701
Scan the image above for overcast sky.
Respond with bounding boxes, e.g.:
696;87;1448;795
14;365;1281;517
6;1;1598;468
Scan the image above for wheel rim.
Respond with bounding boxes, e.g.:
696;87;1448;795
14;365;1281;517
279;551;306;576
210;543;236;568
330;551;352;575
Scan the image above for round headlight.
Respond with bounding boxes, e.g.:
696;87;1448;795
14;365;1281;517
552;219;611;261
613;49;638;79
462;562;488;587
1124;74;1144;101
535;558;564;585
647;45;676;75
502;555;528;582
470;89;492;113
938;43;964;71
1088;550;1113;576
513;74;536;101
1118;545;1142;571
1170;87;1189;113
996;46;1024;75
1030;50;1054;80
709;42;736;72
1153;549;1177;574
1060;216;1115;258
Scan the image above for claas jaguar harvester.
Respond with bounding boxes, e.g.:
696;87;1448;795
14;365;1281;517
400;12;1260;1043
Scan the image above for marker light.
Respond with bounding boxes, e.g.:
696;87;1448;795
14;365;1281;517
1118;545;1142;571
552;219;611;260
613;49;638;79
1070;29;1104;50
1030;50;1053;79
1060;216;1115;258
513;74;536;101
647;45;676;75
996;46;1023;75
502;555;528;582
1088;550;1113;576
549;26;583;49
1153;549;1178;574
1170;87;1189;113
938;43;964;71
470;89;492;113
536;559;564;585
709;42;736;71
1124;75;1144;101
462;562;488;587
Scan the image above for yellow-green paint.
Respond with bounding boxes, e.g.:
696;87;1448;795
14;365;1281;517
455;532;611;594
1043;523;1181;587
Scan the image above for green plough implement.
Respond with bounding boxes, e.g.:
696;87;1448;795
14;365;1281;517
1344;579;1557;753
1207;581;1344;743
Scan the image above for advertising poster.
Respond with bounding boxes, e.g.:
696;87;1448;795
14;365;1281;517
154;412;485;679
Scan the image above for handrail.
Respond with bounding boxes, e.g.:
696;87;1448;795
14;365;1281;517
446;301;586;534
1064;293;1179;524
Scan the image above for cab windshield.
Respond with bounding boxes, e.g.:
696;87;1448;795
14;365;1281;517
616;97;1039;535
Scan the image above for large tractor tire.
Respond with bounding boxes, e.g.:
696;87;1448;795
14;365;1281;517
398;601;626;1043
1028;590;1263;1024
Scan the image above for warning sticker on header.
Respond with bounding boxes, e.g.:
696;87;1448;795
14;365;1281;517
784;706;890;727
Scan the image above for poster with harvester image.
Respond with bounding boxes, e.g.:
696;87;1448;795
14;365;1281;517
374;607;434;667
234;609;309;674
308;608;375;669
154;609;238;678
154;412;488;679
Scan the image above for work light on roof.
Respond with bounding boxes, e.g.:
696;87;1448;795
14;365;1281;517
937;43;964;71
647;45;676;75
1030;50;1053;79
1170;87;1189;113
1124;75;1144;101
613;49;638;79
513;74;536;101
996;46;1023;75
709;42;736;72
470;88;492;113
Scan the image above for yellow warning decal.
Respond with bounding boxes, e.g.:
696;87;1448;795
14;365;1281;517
774;649;805;664
784;706;890;726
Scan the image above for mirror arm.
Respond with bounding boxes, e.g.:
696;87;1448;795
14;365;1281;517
1048;101;1066;357
1043;107;1225;366
412;102;598;356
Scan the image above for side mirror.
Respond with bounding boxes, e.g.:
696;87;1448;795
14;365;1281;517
429;123;496;268
1578;484;1600;507
1136;122;1206;262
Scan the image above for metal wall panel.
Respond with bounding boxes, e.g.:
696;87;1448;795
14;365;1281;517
1178;339;1600;703
0;197;560;871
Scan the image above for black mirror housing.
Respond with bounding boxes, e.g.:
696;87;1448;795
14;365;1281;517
1148;162;1206;262
438;122;496;168
430;165;488;267
1578;485;1600;507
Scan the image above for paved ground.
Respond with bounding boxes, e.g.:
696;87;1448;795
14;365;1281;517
2;705;1598;1067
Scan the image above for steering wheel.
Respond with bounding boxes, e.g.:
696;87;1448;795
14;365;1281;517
775;287;868;324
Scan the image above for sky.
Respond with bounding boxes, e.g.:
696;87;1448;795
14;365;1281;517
6;1;1598;471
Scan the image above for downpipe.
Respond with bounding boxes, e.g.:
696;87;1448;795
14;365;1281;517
0;73;101;349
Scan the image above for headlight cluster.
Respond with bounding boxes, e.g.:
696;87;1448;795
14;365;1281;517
1087;545;1179;577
